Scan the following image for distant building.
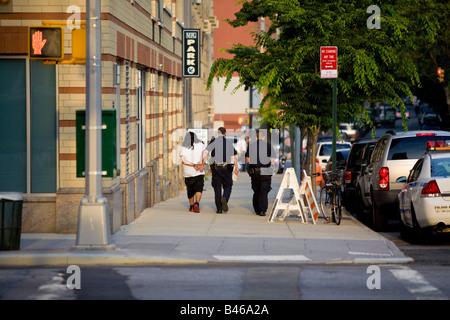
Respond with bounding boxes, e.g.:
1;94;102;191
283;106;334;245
212;0;263;131
0;0;215;233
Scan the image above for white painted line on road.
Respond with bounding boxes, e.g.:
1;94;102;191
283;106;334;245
27;272;75;300
389;266;447;300
213;255;311;262
348;251;392;256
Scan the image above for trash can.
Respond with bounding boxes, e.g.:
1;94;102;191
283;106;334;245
0;193;23;250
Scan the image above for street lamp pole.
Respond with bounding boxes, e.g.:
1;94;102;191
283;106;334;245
75;0;114;249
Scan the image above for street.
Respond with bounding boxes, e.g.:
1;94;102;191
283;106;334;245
1;106;449;304
0;251;449;301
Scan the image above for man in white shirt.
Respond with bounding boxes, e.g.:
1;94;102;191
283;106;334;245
180;132;206;213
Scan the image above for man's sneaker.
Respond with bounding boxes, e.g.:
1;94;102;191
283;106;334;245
216;210;223;214
221;197;228;212
193;203;200;213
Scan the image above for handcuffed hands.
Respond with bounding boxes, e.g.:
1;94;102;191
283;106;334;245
194;164;204;172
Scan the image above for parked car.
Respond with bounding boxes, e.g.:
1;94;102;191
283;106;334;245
354;142;377;221
342;139;377;214
372;103;396;128
316;141;352;170
420;112;442;130
395;109;410;120
398;140;450;243
339;123;358;142
365;130;450;231
325;149;350;172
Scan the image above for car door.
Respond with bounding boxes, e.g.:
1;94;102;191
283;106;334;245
399;159;423;227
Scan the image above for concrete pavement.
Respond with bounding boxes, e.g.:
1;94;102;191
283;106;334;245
0;171;413;266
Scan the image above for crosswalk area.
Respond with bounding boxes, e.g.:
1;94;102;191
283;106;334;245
0;264;448;300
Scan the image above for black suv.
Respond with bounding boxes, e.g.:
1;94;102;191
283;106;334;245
342;139;377;214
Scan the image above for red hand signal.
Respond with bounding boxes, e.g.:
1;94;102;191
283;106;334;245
32;30;47;55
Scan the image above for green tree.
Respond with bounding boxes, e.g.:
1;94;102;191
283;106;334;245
403;0;449;121
207;0;423;175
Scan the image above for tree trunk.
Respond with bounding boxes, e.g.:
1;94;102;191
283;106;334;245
306;126;320;187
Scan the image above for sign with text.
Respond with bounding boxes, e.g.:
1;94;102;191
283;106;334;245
320;46;338;78
182;29;200;77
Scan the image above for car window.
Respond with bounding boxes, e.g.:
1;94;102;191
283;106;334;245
348;145;365;166
319;144;350;156
372;137;387;162
388;136;450;160
337;144;351;150
319;145;331;156
431;158;450;177
407;159;423;182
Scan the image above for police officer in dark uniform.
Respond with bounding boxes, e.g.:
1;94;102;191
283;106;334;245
245;129;276;216
204;127;239;213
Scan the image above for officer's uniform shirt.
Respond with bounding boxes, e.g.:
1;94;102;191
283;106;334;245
245;139;276;171
206;136;237;165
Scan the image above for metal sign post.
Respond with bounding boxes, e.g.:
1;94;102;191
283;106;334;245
320;46;338;172
75;0;114;249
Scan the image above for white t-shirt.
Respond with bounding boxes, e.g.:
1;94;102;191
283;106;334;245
180;142;206;177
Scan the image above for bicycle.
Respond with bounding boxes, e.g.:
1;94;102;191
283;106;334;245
318;170;344;225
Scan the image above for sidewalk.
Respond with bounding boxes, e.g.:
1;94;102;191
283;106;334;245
0;171;413;266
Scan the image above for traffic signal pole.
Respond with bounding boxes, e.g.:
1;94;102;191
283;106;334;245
75;0;114;249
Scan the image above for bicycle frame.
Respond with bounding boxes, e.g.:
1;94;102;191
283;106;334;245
318;170;343;225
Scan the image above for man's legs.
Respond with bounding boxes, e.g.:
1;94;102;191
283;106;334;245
211;170;223;212
258;177;272;215
250;175;261;214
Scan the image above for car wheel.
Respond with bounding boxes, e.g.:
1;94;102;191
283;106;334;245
399;208;413;241
371;191;387;231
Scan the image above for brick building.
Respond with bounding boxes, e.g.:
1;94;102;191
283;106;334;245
212;0;263;131
0;0;215;233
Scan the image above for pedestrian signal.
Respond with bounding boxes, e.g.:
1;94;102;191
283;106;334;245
28;26;64;61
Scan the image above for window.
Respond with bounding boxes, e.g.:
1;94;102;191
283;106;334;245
0;59;56;193
388;136;450;160
407;159;423;182
431;158;450;177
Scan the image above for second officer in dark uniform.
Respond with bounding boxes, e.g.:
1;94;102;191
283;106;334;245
204;127;239;213
245;129;276;216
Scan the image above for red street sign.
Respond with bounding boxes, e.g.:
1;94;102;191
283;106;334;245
320;46;338;78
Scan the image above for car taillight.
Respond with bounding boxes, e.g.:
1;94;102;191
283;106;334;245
345;171;351;183
421;180;441;197
378;167;389;190
417;133;436;137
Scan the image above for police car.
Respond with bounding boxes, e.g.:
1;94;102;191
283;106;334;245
398;140;450;242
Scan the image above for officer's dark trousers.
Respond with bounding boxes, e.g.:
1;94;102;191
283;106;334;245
250;174;272;214
211;167;233;211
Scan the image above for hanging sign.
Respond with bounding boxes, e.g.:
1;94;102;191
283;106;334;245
182;29;200;77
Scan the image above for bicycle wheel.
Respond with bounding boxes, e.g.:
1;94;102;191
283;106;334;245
319;186;332;221
333;188;342;225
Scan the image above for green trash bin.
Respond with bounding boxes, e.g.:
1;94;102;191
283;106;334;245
0;193;23;250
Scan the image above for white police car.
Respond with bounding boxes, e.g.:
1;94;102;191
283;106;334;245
398;140;450;242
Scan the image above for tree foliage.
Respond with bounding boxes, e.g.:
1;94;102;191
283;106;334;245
206;0;439;174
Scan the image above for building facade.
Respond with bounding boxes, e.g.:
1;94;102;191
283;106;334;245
0;0;214;233
212;0;262;131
